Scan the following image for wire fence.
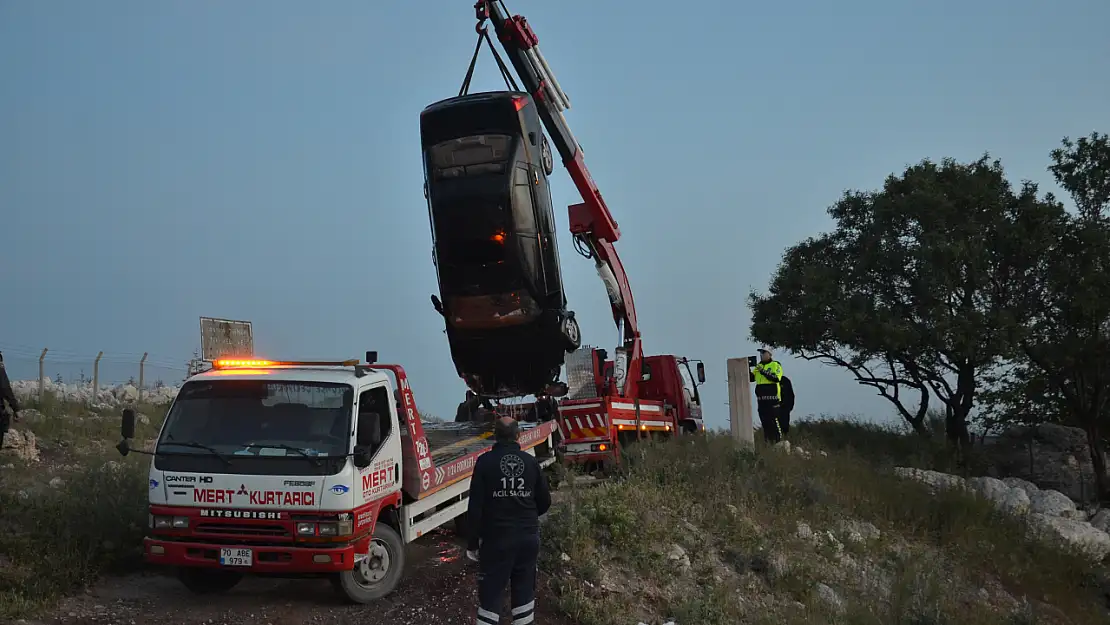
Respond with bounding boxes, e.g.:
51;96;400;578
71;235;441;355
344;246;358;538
0;342;188;400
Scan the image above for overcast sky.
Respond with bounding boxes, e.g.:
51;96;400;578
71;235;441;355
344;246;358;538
2;0;1107;427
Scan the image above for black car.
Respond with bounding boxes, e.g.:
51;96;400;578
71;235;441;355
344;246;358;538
420;91;580;398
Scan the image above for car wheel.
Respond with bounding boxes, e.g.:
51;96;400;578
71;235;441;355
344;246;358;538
560;313;581;352
541;135;554;176
177;567;243;594
332;523;406;603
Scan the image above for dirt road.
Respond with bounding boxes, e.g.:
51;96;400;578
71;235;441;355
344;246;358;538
29;529;573;625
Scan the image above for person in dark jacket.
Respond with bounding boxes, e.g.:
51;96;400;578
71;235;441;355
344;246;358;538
466;417;551;625
0;352;22;444
778;375;795;437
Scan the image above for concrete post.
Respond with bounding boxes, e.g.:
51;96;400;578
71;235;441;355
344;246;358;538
93;351;104;395
38;348;48;400
139;352;148;401
727;358;754;446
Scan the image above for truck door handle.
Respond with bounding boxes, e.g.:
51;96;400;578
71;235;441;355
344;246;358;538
394;463;399;482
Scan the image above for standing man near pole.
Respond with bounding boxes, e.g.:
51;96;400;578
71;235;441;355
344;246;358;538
0;352;22;446
751;347;784;444
466;417;551;625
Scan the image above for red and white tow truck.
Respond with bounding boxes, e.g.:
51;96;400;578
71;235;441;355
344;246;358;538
115;353;557;603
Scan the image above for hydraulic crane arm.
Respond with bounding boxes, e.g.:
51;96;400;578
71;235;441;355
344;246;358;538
474;0;644;400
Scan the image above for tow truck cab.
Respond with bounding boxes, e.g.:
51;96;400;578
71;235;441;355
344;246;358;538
118;356;557;604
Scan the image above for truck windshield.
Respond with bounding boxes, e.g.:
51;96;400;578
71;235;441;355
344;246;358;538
158;380;354;460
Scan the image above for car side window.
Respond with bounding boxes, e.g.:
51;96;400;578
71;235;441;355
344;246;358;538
512;165;539;233
358;386;393;447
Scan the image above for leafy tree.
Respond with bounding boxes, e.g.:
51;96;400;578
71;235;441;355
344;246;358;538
747;233;935;436
1007;132;1110;497
751;156;1062;448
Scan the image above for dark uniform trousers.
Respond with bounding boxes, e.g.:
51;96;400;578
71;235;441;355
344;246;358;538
477;531;539;625
755;384;782;444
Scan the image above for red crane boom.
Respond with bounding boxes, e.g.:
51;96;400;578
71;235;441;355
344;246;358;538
473;0;644;400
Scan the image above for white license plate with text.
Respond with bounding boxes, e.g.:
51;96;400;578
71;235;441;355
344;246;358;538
219;547;253;567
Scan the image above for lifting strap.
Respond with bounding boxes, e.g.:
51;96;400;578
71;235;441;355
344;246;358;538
458;26;520;97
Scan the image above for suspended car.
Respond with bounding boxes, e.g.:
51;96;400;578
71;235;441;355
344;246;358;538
420;91;580;399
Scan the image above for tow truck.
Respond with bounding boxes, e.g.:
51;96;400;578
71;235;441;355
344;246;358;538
453;0;708;466
115;354;557;603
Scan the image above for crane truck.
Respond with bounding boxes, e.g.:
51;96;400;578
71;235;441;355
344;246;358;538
462;0;707;467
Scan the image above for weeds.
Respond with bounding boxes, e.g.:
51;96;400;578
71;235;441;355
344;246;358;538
0;391;168;619
542;427;1110;625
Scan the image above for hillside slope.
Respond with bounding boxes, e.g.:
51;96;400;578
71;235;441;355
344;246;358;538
2;384;1109;624
543;434;1110;625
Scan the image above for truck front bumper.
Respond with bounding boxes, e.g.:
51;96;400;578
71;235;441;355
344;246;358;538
144;537;359;573
560;441;617;465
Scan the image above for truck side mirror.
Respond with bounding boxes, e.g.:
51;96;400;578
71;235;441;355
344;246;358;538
121;408;137;440
116;408;137;457
696;362;706;384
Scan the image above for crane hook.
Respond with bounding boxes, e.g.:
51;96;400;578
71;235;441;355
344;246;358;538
473;0;490;24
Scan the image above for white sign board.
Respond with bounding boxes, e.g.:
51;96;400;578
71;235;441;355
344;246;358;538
199;317;253;361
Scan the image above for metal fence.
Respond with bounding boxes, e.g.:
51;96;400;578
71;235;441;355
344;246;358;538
0;343;188;401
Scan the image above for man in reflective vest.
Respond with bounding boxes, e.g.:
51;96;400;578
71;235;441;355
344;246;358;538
751;347;784;444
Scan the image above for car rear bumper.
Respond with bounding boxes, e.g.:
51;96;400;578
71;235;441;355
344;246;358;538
144;537;359;573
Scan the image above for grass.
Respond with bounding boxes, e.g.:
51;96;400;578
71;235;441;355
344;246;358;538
3;397;1108;623
0;392;169;620
541;420;1110;625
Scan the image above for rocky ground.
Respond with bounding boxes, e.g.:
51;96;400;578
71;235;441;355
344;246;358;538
14;529;573;625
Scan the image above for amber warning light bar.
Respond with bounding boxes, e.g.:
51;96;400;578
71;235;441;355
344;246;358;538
212;359;360;369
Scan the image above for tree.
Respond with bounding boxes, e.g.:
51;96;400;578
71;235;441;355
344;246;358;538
747;233;935;436
751;156;1063;448
1009;132;1110;498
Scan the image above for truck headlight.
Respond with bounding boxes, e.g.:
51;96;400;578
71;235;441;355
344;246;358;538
153;516;172;529
337;519;354;535
172;516;189;529
317;523;338;537
296;522;316;536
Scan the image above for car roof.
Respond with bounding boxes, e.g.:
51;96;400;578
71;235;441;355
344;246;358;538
189;365;391;388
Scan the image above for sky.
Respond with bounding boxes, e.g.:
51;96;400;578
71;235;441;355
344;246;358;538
1;0;1108;428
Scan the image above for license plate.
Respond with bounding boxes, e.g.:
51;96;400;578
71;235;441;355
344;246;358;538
219;547;253;567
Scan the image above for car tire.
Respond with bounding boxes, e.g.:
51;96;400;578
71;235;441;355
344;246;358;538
541;135;554;176
560;313;581;352
332;522;406;604
177;567;243;594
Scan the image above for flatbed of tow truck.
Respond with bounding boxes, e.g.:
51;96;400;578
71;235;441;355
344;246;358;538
424;420;555;469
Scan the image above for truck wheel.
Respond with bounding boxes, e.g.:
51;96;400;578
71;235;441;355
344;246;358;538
560;314;581;352
177;567;242;594
333;523;406;603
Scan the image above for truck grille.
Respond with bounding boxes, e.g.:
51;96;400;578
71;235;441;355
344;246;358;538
194;523;289;538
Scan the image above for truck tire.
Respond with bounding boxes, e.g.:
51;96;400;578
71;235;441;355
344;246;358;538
332;523;406;604
177;567;242;594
